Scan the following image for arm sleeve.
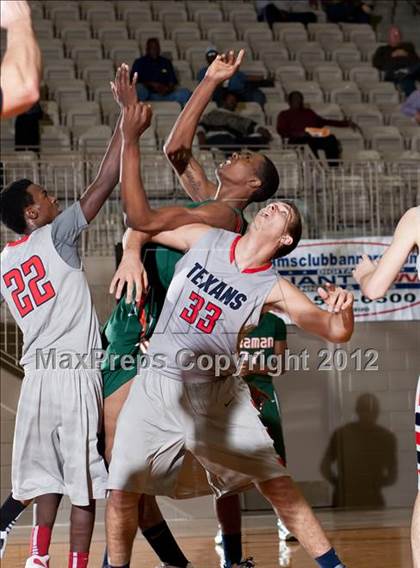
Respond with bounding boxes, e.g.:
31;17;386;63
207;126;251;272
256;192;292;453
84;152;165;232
401;91;420;117
50;201;88;268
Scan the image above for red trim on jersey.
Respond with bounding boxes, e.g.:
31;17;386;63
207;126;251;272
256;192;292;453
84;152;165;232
229;235;272;273
6;235;29;247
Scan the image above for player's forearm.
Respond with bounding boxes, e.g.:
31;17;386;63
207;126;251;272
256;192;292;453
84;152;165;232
164;76;218;154
79;113;123;222
0;21;41;118
122;228;150;253
326;308;354;343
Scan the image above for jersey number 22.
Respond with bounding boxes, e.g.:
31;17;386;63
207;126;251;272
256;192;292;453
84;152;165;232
3;255;56;317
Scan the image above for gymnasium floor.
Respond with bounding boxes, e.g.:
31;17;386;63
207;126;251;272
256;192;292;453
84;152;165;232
3;508;413;567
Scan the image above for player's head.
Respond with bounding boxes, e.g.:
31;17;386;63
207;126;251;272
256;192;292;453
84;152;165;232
216;151;279;204
0;179;60;234
251;200;302;258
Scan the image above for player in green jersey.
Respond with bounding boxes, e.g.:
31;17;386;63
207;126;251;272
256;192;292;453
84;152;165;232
101;55;280;568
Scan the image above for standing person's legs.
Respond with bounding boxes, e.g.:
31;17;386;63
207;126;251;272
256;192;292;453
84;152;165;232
412;493;420;568
28;494;62;561
69;501;96;568
107;490;140;567
192;377;346;567
215;494;242;568
317;135;341;166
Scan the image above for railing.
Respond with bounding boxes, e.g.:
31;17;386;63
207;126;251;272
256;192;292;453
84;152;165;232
1;147;419;368
1;148;419;251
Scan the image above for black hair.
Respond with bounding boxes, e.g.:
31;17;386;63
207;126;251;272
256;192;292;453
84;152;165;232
288;90;304;106
273;199;302;258
249;155;280;203
0;178;34;234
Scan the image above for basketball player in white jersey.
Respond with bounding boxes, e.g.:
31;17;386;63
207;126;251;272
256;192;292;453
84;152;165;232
353;206;420;568
0;67;133;568
105;101;354;568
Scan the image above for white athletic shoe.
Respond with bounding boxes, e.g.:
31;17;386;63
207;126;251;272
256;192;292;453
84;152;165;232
24;555;49;568
215;528;223;545
0;531;7;560
277;519;297;542
231;558;256;567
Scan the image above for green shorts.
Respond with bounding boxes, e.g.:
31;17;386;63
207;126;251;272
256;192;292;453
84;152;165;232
246;375;286;464
102;298;143;399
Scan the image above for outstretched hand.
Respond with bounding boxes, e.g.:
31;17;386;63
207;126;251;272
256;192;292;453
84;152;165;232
317;283;353;313
205;49;245;85
111;63;138;108
121;102;153;143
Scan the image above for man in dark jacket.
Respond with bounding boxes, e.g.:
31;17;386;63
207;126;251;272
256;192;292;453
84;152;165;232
131;38;191;106
277;91;357;166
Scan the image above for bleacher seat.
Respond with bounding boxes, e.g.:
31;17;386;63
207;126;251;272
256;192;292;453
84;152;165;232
38;38;65;61
362;83;400;105
65;102;102;137
61;23;92;45
237;102;265;124
71;41;103;65
79;125;113;154
116;3;152;22
273;23;308;43
329;127;364;158
172;60;193;83
310;103;343;120
40;100;60;126
208;27;237;45
96;23;129;44
33;20;54;40
141;154;176;197
327;82;362;105
228;7;258;24
41;125;72;153
195;9;223;30
109;43;140;66
342;104;383;127
275;62;306;83
331;44;361;64
240;61;268;80
44;60;76;83
363;126;404;158
82;61;115;94
348;65;380;84
53;80;88;112
312;63;343;83
265;102;289;126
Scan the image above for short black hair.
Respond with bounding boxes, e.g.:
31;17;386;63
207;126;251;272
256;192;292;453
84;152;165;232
274;199;302;258
250;155;280;203
0;178;34;234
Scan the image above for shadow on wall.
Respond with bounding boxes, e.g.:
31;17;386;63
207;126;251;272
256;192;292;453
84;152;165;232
320;393;397;508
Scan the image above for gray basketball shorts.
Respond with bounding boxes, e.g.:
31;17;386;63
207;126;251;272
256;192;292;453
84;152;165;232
108;370;289;498
12;368;108;506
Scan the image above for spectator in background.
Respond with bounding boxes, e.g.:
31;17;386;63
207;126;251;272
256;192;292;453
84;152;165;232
256;0;317;27
197;47;266;107
0;0;41;119
277;91;357;166
131;38;191;106
322;0;374;24
401;88;420;125
373;26;420;97
197;90;271;153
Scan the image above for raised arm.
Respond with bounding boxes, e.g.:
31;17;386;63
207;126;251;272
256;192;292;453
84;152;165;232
163;50;244;201
0;1;41;118
266;280;354;343
121;103;238;233
353;207;419;299
78;64;137;223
